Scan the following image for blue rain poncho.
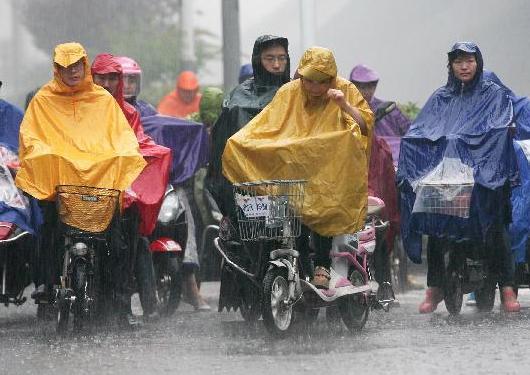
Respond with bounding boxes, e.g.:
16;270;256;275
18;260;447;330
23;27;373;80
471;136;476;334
481;71;530;265
397;43;517;263
504;89;530;264
0;99;42;234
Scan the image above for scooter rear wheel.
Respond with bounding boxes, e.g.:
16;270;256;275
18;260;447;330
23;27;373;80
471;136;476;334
157;257;182;316
338;295;369;333
262;268;293;337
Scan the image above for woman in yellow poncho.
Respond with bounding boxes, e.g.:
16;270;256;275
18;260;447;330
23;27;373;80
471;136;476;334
222;46;374;288
17;42;145;317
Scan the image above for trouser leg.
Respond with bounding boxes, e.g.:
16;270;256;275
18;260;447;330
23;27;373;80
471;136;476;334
312;232;332;269
374;233;391;284
426;236;445;288
135;237;158;314
36;202;59;288
110;217;131;315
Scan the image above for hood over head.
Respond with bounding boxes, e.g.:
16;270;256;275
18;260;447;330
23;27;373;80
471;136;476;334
251;35;290;86
177;71;199;91
349;64;379;83
297;46;337;82
238;63;253;84
52;42;92;93
91;53;125;108
446;41;484;92
199;87;224;126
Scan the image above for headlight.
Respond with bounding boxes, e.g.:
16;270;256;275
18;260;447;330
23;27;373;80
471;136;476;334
157;192;180;223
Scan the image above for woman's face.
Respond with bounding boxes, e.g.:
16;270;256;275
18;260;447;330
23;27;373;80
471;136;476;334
451;53;477;83
301;77;333;98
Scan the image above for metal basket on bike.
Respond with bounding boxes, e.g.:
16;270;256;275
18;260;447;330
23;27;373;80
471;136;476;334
413;182;473;218
56;185;120;233
233;179;306;241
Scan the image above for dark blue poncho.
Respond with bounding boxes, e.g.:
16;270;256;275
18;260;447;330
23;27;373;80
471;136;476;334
0;99;42;234
397;43;517;263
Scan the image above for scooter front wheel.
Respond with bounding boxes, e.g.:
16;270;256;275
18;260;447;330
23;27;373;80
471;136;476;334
262;268;294;337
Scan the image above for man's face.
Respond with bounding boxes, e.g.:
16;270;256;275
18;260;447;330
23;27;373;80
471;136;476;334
353;81;377;102
451;53;477;83
260;45;288;75
178;87;198;104
93;73;120;97
57;59;85;87
301;77;333;98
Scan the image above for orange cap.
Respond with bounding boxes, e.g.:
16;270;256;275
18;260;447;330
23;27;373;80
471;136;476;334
177;70;199;90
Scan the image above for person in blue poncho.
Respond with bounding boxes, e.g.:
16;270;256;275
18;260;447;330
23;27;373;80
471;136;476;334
0;83;41;236
397;42;520;313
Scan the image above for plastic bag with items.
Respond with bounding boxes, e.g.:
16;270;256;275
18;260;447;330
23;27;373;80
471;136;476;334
411;157;474;218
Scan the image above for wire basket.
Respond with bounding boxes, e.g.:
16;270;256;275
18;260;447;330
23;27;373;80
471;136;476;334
233;180;306;241
56;185;120;233
413;182;473;218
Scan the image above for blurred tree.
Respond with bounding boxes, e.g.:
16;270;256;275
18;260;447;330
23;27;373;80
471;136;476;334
19;0;219;104
398;101;421;121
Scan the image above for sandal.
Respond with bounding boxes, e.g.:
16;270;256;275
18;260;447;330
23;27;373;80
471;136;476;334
311;266;331;289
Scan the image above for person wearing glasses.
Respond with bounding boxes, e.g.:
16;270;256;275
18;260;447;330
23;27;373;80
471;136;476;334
207;35;291;313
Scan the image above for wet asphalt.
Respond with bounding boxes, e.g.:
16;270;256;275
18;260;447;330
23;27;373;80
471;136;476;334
1;280;530;375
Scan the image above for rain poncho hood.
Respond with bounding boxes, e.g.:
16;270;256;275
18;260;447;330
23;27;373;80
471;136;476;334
91;53;172;235
157;71;201;118
222;47;374;236
0;101;41;234
251;35;290;87
397;42;517;263
238;63;253;84
0;99;23;152
207;35;291;216
297;46;337;82
189;87;223;126
16;42;146;200
350;64;379;83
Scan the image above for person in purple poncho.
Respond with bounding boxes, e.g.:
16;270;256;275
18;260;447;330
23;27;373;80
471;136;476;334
350;64;411;166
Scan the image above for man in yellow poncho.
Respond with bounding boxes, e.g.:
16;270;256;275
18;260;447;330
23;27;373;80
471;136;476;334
17;42;146;322
222;46;374;288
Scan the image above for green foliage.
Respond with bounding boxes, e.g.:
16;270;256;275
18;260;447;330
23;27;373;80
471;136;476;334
19;0;219;105
398;101;421;121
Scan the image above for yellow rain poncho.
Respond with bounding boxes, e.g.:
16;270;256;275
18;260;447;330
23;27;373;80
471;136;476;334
16;42;146;200
223;47;374;236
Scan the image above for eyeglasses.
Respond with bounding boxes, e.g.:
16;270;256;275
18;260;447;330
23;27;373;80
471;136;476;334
262;55;288;63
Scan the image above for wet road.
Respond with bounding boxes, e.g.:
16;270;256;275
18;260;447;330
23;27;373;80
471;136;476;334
1;282;530;375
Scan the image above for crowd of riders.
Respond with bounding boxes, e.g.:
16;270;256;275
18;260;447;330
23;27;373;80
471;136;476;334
0;33;529;330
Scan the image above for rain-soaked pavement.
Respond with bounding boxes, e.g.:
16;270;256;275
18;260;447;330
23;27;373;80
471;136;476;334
2;279;530;375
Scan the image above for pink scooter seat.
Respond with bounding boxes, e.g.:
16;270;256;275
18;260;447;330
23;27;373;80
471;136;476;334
367;195;385;217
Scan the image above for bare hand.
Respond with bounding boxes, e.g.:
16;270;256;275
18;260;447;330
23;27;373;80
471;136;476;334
327;89;347;109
